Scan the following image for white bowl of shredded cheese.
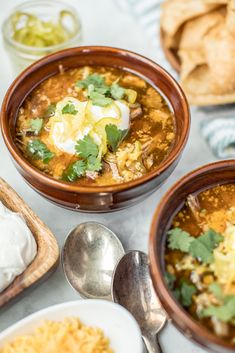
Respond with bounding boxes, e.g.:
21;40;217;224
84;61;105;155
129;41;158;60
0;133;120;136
0;300;143;353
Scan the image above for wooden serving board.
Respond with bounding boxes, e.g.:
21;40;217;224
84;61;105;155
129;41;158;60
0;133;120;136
0;178;59;308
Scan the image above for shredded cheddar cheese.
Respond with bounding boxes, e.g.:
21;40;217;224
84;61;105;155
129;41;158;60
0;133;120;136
0;318;114;353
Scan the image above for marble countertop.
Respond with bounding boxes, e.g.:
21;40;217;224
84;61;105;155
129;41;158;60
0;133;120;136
0;1;217;352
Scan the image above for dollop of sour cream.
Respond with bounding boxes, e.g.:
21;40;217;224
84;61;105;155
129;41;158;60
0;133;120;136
0;202;37;293
47;97;130;155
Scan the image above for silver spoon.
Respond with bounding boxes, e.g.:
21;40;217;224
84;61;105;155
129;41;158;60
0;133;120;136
62;222;125;300
112;250;167;353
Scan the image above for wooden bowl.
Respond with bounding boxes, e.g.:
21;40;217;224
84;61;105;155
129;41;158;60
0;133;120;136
149;160;235;353
1;46;190;213
0;178;59;309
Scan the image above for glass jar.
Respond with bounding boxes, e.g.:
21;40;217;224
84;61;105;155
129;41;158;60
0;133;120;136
2;0;82;75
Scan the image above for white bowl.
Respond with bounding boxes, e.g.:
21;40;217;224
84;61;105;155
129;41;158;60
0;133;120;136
0;300;143;353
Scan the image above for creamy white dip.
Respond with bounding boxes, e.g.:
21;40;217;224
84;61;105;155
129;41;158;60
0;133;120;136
0;201;37;293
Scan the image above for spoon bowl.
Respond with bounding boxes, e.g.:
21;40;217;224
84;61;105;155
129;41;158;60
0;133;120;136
62;222;125;300
112;251;167;353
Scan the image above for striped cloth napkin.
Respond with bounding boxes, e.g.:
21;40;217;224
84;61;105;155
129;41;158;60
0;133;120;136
116;0;235;159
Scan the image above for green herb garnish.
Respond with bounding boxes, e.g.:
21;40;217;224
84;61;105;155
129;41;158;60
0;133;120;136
167;228;194;252
75;136;99;159
110;83;125;100
62;136;102;182
105;124;128;152
76;74;128;107
180;281;197;307
62;103;78;115
27;140;54;164
76;74;107;89
164;272;176;290
62;160;87;182
44;103;56;118
189;229;223;264
164;272;196;305
208;283;223;300
167;228;223;264
28;118;43;135
201;296;235;322
89;91;113;107
86;155;102;172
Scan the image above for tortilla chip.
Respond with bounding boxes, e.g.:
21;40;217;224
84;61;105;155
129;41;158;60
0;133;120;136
161;0;225;38
178;9;225;80
181;24;235;105
179;9;225;50
179;50;205;82
204;25;235;94
226;0;235;34
161;0;235;105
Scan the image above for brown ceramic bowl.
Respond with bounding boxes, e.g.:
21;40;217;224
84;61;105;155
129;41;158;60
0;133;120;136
149;160;235;353
1;46;190;213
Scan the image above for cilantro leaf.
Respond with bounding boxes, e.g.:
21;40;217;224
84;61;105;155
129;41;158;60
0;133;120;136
87;83;110;96
62;103;78;115
173;288;181;301
105;124;129;152
201;296;235;322
75;136;99;159
86;155;102;172
28;118;43;135
208;283;223;300
167;228;194;252
44;103;56;118
164;272;176;290
189;229;223;264
89;91;113;107
110;83;125;100
76;74;106;89
76;74;128;107
27;140;54;164
62;160;86;182
180;281;197;307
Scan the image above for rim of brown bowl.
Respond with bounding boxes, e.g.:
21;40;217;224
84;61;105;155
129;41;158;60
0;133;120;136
1;46;190;195
149;160;235;353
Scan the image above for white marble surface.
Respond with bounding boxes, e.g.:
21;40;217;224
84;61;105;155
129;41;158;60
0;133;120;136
0;1;217;352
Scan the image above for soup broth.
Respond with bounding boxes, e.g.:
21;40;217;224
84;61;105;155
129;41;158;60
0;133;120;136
165;184;235;343
15;66;176;186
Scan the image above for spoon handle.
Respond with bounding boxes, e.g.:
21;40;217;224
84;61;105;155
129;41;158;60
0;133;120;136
143;334;163;353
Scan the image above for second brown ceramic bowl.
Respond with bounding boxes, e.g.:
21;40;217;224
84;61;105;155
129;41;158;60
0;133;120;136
149;160;235;353
1;46;190;212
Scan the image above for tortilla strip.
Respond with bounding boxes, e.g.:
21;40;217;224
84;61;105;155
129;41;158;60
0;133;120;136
161;0;225;38
226;0;235;34
179;9;225;80
181;25;235;105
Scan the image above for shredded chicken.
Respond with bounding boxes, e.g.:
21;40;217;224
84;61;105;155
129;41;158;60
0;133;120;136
211;317;229;337
130;104;143;120
104;153;123;181
187;194;207;230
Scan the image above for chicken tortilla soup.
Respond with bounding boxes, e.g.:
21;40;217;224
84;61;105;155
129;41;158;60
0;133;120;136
165;184;235;343
16;66;176;186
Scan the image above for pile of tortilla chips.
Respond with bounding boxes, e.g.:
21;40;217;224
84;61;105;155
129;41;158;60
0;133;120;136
161;0;235;105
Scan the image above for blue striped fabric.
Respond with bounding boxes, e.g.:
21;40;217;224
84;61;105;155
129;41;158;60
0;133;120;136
117;0;235;159
201;117;235;159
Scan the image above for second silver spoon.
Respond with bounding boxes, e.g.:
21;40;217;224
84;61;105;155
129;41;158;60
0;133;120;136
112;250;167;353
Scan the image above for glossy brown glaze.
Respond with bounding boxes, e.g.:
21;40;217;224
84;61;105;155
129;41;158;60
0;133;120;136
149;160;235;353
160;30;181;73
0;178;59;309
1;46;190;212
